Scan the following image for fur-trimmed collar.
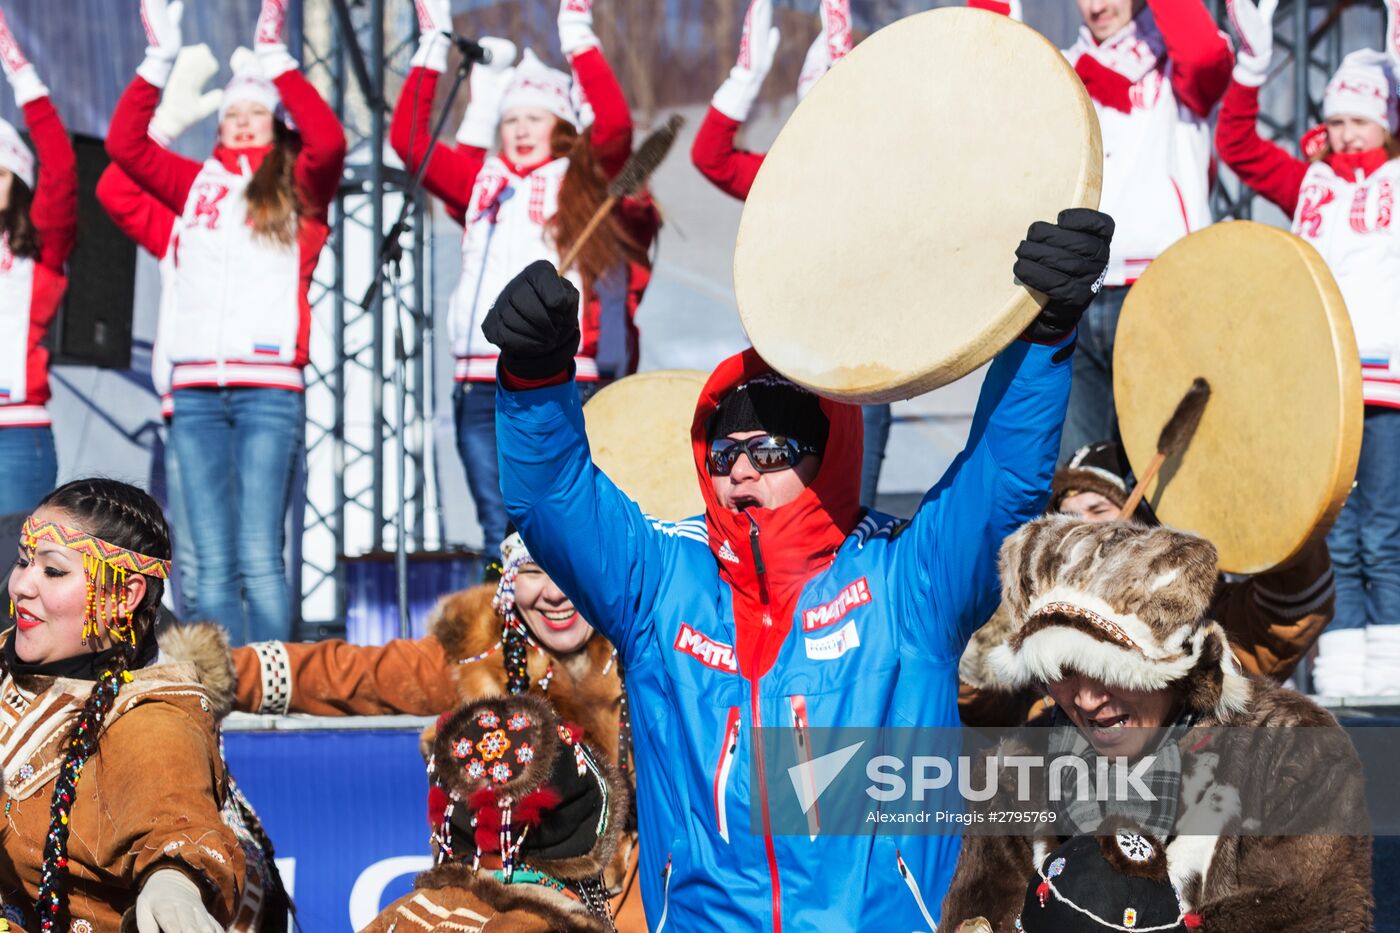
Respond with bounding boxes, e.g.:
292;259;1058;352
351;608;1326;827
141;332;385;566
416;862;609;932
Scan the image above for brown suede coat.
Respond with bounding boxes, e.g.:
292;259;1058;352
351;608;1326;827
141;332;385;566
958;539;1334;726
941;679;1373;933
359;864;615;933
232;584;643;932
0;641;244;932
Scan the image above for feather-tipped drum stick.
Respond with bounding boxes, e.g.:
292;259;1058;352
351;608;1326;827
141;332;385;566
1118;378;1212;520
558;114;684;276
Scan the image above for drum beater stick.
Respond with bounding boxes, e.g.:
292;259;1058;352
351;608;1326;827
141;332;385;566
1119;378;1212;520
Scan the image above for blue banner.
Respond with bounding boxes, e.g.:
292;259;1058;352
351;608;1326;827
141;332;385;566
223;727;431;931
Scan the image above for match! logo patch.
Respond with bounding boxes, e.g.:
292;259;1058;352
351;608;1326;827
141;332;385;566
674;622;738;674
802;577;871;632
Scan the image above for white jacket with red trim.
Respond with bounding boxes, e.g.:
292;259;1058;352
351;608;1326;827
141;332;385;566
1292;157;1400;406
1064;2;1232;286
105;72;345;392
449;155;591;382
0;96;76;428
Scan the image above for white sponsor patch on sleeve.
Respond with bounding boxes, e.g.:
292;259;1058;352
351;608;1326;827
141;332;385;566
804;620;860;661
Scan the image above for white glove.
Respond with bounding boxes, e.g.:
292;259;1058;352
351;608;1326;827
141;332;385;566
410;0;453;71
138;0;184;88
712;0;780;122
796;0;852;100
231;45;256;75
0;10;47;106
134;869;224;933
254;0;298;79
1226;0;1277;87
457;37;517;148
558;0;600;58
150;44;221;146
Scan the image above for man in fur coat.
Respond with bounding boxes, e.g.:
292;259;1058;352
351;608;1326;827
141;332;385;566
941;515;1372;932
227;533;642;930
958;441;1335;726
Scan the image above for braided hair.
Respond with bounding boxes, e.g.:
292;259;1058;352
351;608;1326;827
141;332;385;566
25;479;170;932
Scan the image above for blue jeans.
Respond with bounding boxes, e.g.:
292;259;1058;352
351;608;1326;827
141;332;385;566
0;426;56;516
162;425;200;620
1326;406;1400;631
171;388;304;644
455;381;507;550
860;403;892;509
1058;285;1129;464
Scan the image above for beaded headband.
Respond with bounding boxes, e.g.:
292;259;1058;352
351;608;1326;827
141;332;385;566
20;517;171;646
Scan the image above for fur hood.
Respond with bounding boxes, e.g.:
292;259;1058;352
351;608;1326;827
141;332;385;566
987;516;1251;718
157;621;237;720
426;585;625;762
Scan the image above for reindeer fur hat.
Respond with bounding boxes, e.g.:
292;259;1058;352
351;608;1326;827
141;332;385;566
988;515;1251;717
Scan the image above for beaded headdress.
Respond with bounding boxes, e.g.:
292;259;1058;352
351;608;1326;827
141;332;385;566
18;516;171;645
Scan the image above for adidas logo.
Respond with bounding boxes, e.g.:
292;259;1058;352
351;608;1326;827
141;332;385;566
718;539;740;564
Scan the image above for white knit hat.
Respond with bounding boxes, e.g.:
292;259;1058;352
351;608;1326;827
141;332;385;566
0;118;35;190
1323;49;1399;131
500;48;576;127
218;63;285;124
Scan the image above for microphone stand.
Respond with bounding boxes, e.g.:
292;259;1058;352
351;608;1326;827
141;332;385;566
364;35;484;640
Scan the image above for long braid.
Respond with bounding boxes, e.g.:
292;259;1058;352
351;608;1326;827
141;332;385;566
25;479;171;930
503;620;531;696
228;777;297;933
35;645;135;930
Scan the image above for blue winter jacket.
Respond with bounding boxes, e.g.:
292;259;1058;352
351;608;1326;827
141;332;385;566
497;338;1071;932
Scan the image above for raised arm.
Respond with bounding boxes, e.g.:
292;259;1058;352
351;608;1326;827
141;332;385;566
0;10;77;272
97;163;176;258
254;0;347;216
106;0;205;214
1149;0;1232;118
389;64;485;217
559;0;633;177
890;211;1113;659
488;262;668;661
1210;537;1333;681
691;0;778;200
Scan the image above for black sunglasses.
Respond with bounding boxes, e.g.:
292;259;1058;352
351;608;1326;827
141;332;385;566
707;435;819;476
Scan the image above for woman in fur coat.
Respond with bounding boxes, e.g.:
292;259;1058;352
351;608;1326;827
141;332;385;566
940;516;1372;933
229;532;642;930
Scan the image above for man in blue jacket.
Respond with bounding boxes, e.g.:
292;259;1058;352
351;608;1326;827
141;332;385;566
482;209;1113;932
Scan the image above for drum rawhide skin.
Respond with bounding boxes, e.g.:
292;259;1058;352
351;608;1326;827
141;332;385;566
1114;221;1362;574
583;369;709;522
734;7;1102;403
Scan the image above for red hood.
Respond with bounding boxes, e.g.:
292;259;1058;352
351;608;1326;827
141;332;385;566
691;349;864;678
212;143;275;175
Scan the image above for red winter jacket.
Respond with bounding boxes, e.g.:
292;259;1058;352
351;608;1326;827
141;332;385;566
0;96;76;426
390;47;658;379
690;105;765;202
105;71;346;386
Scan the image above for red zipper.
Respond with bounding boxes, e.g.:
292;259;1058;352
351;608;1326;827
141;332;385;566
747;514;783;933
713;706;741;842
789;694;819;839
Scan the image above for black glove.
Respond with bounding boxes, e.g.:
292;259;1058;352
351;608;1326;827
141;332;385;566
1014;208;1115;343
481;259;581;380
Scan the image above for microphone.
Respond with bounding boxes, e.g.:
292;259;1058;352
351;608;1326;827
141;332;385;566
449;34;492;65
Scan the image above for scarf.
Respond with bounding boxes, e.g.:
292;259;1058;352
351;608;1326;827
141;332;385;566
1067;11;1166;114
1046;705;1200;839
4;627;159;681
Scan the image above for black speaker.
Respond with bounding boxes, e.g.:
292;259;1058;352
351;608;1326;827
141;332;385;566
50;133;137;369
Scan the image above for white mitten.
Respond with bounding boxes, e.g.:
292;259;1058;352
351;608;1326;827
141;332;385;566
1386;0;1400;71
150;44;221;145
0;9;48;105
410;0;453;71
456;37;518;148
712;0;780;122
558;0;600;58
796;0;853;101
134;869;224;933
138;0;185;88
254;0;298;80
1226;0;1278;87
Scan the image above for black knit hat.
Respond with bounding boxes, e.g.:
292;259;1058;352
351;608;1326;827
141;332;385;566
708;375;829;453
1017;828;1200;931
